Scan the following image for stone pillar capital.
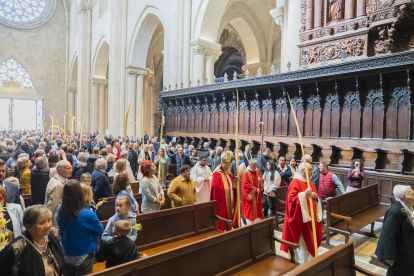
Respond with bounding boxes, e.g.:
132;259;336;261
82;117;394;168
270;7;284;27
90;77;108;86
77;2;93;13
190;38;221;57
125;65;150;76
68;86;77;93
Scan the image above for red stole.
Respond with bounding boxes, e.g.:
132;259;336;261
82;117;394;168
241;169;263;221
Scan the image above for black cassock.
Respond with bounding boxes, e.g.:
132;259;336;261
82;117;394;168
375;201;414;276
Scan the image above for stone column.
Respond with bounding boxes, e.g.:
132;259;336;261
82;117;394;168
91;82;99;132
182;0;192;87
205;48;221;84
91;77;108;134
357;0;366;17
67;86;76;116
345;0;356;19
76;2;89;131
270;7;284;71
190;38;221;86
286;0;302;70
169;0;180;88
314;0;323;28
191;43;205;85
119;0;128;134
125;67;137;136
306;0;314;30
108;0;123;135
135;68;149;138
98;84;106;135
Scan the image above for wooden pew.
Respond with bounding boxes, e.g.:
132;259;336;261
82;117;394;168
22;194;32;208
90;218;299;276
108;176;113;184
284;242;381;276
325;184;393;244
166;164;176;181
99;201;233;256
96;189;171;221
274;186;288;231
130;181;140;194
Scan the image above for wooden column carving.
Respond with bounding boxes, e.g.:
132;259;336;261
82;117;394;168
219;93;229;134
180;98;187;133
345;0;356;20
306;0;314;30
262;89;274;135
250;90;261;135
174;99;180;132
202;96;210;134
289;92;304;136
194;97;202;133
363;75;384;138
305;91;321;137
186;98;195;133
210;94;219;133
239;91;249;134
228;92;237;134
314;0;323;28
322;83;340;138
274;89;289;136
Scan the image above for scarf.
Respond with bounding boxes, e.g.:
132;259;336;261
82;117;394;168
294;172;322;223
400;200;414;226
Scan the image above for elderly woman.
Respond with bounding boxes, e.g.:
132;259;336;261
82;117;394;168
17;156;32;194
57;180;103;275
154;148;168;185
376;185;414;276
138;144;152;165
80;172;92;186
347;159;365;192
140;160;165;213
0;205;64;276
0;187;25;237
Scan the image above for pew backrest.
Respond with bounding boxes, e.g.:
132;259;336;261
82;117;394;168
327;184;379;227
130;181;140;194
274;186;288;213
90;218;276;276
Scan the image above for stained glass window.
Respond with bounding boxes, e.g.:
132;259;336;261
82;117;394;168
0;59;34;88
0;0;55;28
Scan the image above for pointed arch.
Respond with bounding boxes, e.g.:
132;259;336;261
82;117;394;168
92;36;110;79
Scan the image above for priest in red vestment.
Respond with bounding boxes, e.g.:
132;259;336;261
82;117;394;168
241;159;264;225
281;162;322;265
210;151;240;231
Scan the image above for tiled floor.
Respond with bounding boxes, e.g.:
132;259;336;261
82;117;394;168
273;221;388;276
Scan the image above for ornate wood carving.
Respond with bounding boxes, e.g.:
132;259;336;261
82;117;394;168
228;92;237;134
262;89;274;135
219;93;228;134
305;90;322;137
239;91;249;134
250;90;261;134
186;98;195;133
202;96;210;133
274;89;289;136
210;94;219;133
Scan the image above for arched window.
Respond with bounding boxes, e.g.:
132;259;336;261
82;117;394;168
0;0;56;28
0;59;34;88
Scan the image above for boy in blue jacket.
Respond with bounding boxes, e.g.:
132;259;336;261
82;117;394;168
102;196;138;242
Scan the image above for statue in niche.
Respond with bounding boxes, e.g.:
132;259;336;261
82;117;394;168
3;76;20;89
329;0;343;21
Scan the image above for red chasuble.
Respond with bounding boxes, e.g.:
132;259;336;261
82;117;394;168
210;166;240;231
281;178;322;257
241;169;264;221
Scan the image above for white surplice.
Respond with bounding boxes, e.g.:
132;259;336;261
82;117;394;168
190;161;213;204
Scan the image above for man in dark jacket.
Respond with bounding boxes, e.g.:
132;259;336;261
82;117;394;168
376;185;414;276
243;145;253;169
175;147;191;176
203;142;211;157
62;144;73;166
0;146;13;162
72;152;87;180
86;147;100;173
256;148;271;175
30;156;50;205
21;137;35;159
127;143;138;177
0;160;20;205
91;159;111;201
44;137;52;154
277;156;292;187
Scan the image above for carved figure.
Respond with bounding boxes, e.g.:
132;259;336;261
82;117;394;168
330;0;343;21
3;77;20;89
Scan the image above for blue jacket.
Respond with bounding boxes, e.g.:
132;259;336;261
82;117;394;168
6;203;25;237
3;181;20;205
153;142;160;155
102;212;137;242
57;208;104;256
91;169;111;201
115;190;138;213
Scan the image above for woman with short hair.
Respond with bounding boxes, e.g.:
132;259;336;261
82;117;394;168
57;180;103;275
113;173;139;213
154;148;168;185
0;205;64;276
113;159;127;181
140;160;165;213
106;154;116;172
17;157;32;194
347;159;364;192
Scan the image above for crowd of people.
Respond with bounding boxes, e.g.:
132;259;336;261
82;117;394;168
0;128;409;275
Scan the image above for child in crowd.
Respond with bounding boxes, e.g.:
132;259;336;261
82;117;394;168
80;172;92;186
102;196;138;242
96;220;141;268
81;184;96;212
16;157;31;194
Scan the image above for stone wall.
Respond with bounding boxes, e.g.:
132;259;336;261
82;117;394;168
0;0;67;127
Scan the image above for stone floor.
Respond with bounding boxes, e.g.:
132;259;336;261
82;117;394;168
274;221;387;276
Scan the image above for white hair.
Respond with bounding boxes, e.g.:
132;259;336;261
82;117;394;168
393;185;411;201
216;146;223;152
302;154;312;163
78;152;87;162
245;145;250;149
189;145;194;150
298;162;312;172
204;142;209;147
249;159;257;165
120;150;129;159
96;158;107;170
56;160;70;173
210;150;215;154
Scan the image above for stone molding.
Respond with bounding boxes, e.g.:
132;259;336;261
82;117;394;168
270;7;284;27
159;51;414;98
77;2;93;13
90;77;108;85
125;65;150;76
190;38;222;57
